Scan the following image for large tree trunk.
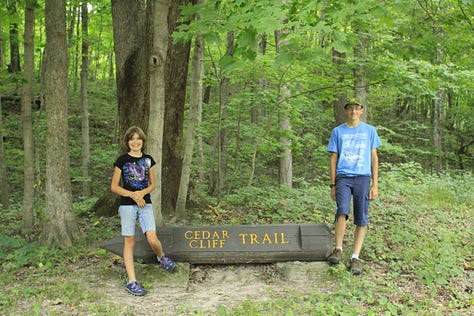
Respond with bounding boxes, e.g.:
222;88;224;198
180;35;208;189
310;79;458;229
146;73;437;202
80;2;91;197
161;0;193;216
148;0;170;226
111;0;149;138
42;0;82;247
91;0;149;218
21;1;36;234
174;13;204;222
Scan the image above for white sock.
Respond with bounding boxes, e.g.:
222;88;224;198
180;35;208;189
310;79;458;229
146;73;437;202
351;254;359;260
336;246;342;251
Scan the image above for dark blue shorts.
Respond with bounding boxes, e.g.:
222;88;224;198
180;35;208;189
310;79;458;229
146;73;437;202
335;175;370;226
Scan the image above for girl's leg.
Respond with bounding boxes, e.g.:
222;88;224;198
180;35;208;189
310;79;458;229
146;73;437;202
145;231;164;258
123;235;136;281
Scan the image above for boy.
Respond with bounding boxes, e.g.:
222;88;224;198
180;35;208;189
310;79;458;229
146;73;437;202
327;99;381;275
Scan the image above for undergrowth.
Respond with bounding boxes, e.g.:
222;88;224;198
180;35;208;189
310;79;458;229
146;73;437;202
0;163;473;315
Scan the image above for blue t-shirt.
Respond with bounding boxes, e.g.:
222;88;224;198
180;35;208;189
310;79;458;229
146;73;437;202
327;122;381;177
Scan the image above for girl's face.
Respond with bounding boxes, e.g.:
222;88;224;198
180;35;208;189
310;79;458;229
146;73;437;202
128;132;143;152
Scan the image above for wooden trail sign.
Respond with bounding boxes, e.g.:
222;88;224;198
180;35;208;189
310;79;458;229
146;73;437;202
102;223;333;264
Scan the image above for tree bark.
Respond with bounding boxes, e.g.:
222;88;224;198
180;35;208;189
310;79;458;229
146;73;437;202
7;4;21;74
42;0;82;247
275;25;292;189
354;30;368;122
21;1;36;234
80;2;91;197
91;0;150;218
161;0;193;216
332;48;346;125
148;0;170;226
174;10;204;221
111;0;149;138
0;98;9;210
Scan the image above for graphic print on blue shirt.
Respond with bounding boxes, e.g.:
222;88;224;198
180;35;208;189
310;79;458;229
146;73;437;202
123;158;151;190
340;132;368;172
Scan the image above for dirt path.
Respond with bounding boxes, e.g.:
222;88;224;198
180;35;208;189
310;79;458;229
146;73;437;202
101;261;331;315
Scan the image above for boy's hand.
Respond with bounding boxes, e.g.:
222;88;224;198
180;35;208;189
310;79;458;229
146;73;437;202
369;187;379;200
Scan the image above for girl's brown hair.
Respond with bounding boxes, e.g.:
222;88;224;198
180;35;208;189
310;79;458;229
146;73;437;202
120;126;147;154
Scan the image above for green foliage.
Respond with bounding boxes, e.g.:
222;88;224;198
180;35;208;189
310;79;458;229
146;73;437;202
194;184;333;225
0;234;60;270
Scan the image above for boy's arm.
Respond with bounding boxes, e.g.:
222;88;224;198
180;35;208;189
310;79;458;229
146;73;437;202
329;152;338;200
370;149;379;200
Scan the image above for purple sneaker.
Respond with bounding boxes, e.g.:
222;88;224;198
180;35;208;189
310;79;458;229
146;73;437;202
126;281;147;296
158;255;176;271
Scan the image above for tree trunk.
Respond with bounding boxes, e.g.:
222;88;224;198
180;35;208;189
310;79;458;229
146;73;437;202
161;0;193;216
275;25;292;188
80;2;91;197
0;12;4;70
332;48;346;125
210;31;233;198
42;0;82;247
148;0;170;226
111;0;149;138
8;15;21;73
354;30;368;122
174;13;204;221
0;98;9;210
91;0;150;218
21;1;36;234
278;88;292;188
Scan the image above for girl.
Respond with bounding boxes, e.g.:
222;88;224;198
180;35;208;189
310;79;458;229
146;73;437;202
111;126;175;296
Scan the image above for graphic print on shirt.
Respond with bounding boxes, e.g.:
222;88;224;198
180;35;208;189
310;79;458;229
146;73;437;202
340;132;368;170
122;158;151;190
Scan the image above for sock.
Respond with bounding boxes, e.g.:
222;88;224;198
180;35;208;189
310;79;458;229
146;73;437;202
336;246;343;251
351;254;359;260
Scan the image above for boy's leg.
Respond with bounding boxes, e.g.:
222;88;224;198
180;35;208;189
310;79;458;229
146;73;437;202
328;176;351;264
334;214;347;248
350;176;370;274
353;225;368;256
352;176;371;255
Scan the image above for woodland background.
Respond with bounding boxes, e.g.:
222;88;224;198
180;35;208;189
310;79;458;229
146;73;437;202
0;0;473;315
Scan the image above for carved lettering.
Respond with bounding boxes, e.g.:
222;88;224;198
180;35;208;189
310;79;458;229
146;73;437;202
239;232;289;245
185;230;229;249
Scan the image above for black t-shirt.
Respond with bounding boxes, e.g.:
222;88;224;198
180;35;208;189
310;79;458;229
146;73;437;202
113;153;156;205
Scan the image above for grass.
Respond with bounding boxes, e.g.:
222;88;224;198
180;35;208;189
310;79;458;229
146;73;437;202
0;165;473;315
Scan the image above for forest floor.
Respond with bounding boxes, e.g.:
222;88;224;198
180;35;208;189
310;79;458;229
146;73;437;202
39;258;335;315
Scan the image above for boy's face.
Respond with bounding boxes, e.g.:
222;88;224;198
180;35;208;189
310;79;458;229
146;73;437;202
344;104;364;119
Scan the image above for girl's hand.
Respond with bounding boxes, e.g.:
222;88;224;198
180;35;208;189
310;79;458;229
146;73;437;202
130;190;145;201
136;198;146;208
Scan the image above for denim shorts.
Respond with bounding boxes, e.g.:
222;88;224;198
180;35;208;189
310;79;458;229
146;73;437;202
119;204;156;236
335;175;371;226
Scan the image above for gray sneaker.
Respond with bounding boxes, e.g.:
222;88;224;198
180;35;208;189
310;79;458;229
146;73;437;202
349;258;361;275
328;248;342;264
